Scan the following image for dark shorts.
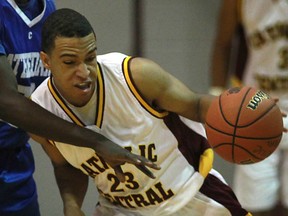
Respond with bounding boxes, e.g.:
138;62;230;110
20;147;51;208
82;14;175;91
0;199;40;216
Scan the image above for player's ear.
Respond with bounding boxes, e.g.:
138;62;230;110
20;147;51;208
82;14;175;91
40;51;51;70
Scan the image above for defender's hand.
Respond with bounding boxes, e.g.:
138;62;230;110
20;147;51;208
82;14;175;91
103;148;160;182
85;126;161;182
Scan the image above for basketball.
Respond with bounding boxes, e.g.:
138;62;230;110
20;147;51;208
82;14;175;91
205;86;283;164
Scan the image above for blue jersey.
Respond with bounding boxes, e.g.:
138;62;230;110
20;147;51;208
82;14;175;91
0;0;55;96
0;0;55;214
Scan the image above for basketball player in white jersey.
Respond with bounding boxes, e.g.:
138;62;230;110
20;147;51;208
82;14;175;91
210;0;288;215
30;8;252;216
0;1;159;215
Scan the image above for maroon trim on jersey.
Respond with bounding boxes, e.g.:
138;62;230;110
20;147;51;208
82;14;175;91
95;63;105;128
200;174;249;216
163;113;210;171
164;113;248;216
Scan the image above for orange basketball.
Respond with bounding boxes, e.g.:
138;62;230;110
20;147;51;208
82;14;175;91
205;86;283;164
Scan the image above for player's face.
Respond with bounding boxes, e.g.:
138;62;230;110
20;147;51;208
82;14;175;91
41;33;98;107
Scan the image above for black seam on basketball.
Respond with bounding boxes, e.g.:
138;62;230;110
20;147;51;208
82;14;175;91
218;93;236;160
212;143;262;160
219;87;252;162
235;104;277;128
233;87;252;162
206;123;282;139
218;87;252;127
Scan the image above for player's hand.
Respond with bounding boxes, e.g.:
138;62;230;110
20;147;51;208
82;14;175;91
96;142;161;182
85;126;161;182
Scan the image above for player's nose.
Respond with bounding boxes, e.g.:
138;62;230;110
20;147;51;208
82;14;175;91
76;63;90;78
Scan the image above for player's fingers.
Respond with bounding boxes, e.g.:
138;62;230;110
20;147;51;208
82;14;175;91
273;97;279;103
122;152;160;179
135;164;156;179
113;165;126;182
124;152;161;170
138;158;161;170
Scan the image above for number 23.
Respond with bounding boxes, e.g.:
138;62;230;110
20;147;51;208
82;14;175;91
107;172;140;192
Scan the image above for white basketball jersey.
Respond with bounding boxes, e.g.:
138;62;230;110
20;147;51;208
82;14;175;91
241;0;288;102
31;53;246;216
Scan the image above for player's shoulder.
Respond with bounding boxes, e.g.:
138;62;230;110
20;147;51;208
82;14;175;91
45;0;56;11
31;77;50;101
0;0;9;7
0;1;9;15
97;52;129;66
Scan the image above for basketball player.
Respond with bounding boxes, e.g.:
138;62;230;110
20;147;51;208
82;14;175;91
0;0;56;215
210;0;288;215
30;8;252;216
0;1;159;215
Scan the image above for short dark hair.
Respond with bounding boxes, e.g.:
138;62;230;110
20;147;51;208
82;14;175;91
41;8;95;54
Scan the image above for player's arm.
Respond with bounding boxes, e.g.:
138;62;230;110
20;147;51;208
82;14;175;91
210;0;239;93
0;55;160;181
130;57;215;177
31;134;87;216
0;55;111;146
130;57;214;123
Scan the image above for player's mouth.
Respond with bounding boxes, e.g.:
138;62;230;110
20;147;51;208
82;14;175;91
75;81;92;92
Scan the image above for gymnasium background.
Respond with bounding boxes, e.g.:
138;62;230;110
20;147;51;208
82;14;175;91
31;1;229;215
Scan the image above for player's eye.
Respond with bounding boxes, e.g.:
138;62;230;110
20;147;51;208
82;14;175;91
86;55;96;62
63;60;75;65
